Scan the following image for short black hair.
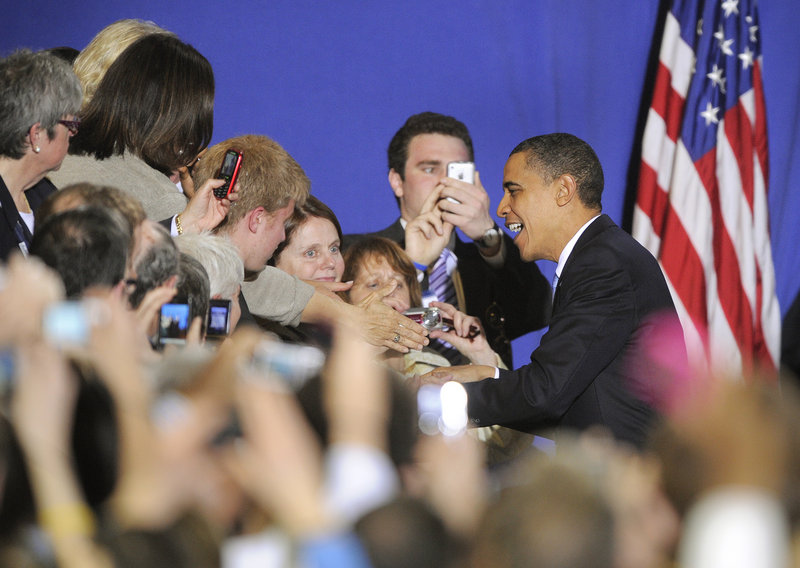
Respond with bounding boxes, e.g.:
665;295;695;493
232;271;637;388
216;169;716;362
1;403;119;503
387;112;474;179
31;206;130;298
510;133;604;210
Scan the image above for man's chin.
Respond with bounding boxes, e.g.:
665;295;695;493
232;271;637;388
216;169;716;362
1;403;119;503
510;231;528;257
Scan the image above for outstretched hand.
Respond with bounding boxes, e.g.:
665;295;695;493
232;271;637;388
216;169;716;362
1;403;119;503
353;279;428;353
224;359;328;536
420;364;495;387
0;254;65;346
428;301;498;366
306;278;353;299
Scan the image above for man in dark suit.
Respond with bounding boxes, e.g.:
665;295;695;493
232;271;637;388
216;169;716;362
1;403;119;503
425;133;685;448
345;112;551;366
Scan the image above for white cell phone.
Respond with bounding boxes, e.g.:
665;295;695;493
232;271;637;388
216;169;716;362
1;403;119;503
445;161;475;204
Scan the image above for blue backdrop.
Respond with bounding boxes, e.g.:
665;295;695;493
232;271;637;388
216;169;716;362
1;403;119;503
6;1;799;367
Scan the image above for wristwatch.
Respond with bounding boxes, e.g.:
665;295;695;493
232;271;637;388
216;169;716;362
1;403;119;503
476;224;502;250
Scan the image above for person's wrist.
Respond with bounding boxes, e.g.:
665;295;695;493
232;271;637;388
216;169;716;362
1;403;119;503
475;223;502;251
39;502;96;540
465;214;495;240
405;246;437;268
177;209;202;234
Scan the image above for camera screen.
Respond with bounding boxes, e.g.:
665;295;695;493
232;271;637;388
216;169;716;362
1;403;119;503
207;303;230;336
159;303;190;343
220;152;237;177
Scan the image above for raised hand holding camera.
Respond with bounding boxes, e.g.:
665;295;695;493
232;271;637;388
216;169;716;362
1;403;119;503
437;169;497;243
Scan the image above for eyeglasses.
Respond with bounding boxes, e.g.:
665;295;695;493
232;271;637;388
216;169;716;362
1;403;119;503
58;118;81;136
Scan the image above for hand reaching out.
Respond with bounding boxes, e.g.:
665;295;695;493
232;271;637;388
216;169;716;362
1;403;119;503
11;339;77;460
428;301;499;366
0;254;65;346
420;364;496;387
224;368;328;536
352;279;428;353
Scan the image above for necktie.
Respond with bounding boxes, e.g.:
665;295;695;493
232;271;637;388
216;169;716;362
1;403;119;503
429;248;457;306
426;249;462;364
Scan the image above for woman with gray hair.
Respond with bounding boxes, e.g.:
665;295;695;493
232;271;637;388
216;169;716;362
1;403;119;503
0;49;82;261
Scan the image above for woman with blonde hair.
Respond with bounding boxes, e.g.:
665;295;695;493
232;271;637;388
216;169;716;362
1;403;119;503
73;19;173;107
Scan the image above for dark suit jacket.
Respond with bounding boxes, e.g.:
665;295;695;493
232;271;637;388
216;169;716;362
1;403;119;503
344;219;551;366
463;215;684;448
781;289;800;382
0;176;57;262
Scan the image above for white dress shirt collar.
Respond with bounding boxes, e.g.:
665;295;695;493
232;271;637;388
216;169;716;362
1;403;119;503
554;214;601;280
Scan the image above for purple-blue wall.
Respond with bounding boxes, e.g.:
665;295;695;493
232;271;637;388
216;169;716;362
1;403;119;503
6;1;799;367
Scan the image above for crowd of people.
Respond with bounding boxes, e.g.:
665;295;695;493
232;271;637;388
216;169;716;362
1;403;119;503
1;18;799;568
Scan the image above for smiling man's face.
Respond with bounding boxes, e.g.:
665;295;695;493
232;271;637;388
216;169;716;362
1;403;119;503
497;152;563;263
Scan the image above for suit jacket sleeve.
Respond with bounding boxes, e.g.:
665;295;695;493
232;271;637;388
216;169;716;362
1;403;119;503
463;244;637;430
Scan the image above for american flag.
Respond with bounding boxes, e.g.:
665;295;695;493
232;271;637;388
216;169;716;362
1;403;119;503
632;0;780;378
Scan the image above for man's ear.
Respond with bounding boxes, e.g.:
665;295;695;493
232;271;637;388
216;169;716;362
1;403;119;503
388;169;404;199
247;207;266;233
555;174;578;207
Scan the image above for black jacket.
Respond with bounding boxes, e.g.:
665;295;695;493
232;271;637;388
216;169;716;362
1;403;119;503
463;215;684;448
0;176;57;262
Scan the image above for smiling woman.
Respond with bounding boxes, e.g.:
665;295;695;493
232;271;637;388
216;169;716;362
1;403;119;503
0;49;82;261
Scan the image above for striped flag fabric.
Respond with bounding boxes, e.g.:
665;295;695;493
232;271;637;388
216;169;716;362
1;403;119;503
632;0;780;378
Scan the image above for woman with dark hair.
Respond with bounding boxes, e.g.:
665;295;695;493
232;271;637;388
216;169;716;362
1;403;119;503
0;50;82;261
49;33;225;227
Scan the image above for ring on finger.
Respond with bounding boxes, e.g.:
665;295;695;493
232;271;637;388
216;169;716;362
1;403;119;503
393;333;401;343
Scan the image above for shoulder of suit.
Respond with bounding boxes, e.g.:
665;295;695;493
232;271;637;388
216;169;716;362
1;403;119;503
342;219;404;248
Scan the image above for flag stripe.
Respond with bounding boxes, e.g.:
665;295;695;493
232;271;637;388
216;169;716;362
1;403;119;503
632;0;779;378
651;63;686;142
